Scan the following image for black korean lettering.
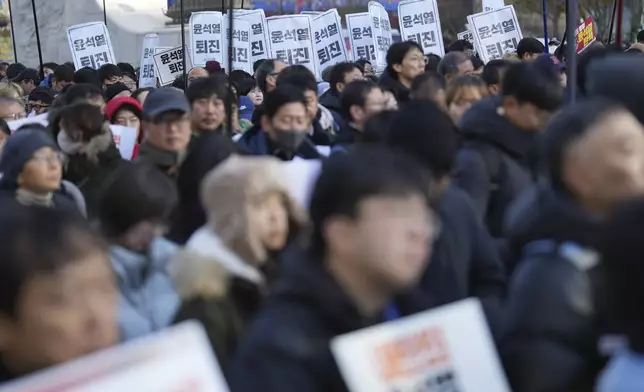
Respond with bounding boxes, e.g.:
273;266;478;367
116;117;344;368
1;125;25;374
362;27;372;38
409;33;420;44
478;26;492;39
327;24;338;36
144;48;153;59
502;20;516;33
422;31;436;47
208;40;220;53
94;34;106;46
241;31;249;42
193;23;203;35
251;40;264;56
317;46;330;65
381;17;390;31
402;15;413;29
424;11;435;24
275;49;288;63
412;14;422;26
377;36;386;52
292;47;310;64
196;40;207;54
485;42;503;59
251;23;262;35
170;50;180;61
203;24;213;34
284;29;296;41
501;37;518;52
214;23;221;34
169;63;179;74
160;53;171;65
297;28;310;42
85;36;96;47
372;16;380;29
79;55;95;68
490;22;502;35
351;28;362;40
94;52;109;67
356;45;374;61
235;47;248;62
328;41;342;59
271;31;284;44
315;28;328;44
73;39;85;51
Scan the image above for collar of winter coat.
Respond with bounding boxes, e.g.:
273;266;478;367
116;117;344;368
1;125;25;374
169;226;264;301
378;70;410;103
58;124;114;162
459;95;538;161
272;248;385;333
236;125;322;160
137;141;186;169
109;237;178;289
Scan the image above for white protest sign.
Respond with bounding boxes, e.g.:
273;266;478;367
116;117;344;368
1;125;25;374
109;125;138;160
189;11;224;66
312;9;349;78
467;5;522;63
282;158;322;208
483;0;505;12
332;299;511;392
398;0;445;56
223;18;253;74
346;13;376;63
4;322;230;392
139;33;159;88
368;1;392;72
154;47;172;55
231;9;271;67
7;113;49;133
152;46;193;86
301;11;323;16
67;22;116;70
267;15;317;76
457;30;475;45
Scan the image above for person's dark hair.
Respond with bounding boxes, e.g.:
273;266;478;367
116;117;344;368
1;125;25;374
104;83;131;102
425;53;441;72
447;39;474;53
329;62;360;94
276;66;317;96
600;197;644;349
171;75;186;90
309;147;431;254
63;61;76;71
0;62;8;73
542;98;622;192
363;110;398;144
517;37;546;58
6;63;25;80
229;69;252;85
0;118;10;136
410;71;445;100
387;100;457;178
0;204;106;317
42;62;58;73
53;64;74;83
99;163;177;238
63;83;104;106
502;61;563;111
235;77;256;97
185;74;230;105
386;41;424;75
131;87;154;102
253;59;266;73
59;102;105;142
98;63;123;83
340;80;380;121
28;86;54;105
256;59;279;93
437;51;470;78
117;62;136;76
482;59;512;87
576;46;611;95
73;67;101;89
637;30;644;43
355;59;372;74
169;133;238;244
263;85;307;118
471;55;484;70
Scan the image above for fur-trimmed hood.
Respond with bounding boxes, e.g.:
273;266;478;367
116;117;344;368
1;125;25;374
57;122;114;163
169;227;263;301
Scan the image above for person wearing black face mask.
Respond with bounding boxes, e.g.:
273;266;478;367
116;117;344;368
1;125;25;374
236;86;322;161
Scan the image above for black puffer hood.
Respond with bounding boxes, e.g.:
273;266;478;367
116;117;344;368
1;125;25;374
459;96;538;162
319;89;341;112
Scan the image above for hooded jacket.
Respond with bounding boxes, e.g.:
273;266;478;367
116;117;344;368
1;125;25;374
501;184;607;392
110;237;180;342
454;96;538;238
171;155;308;367
235;125;322;161
318;90;345;130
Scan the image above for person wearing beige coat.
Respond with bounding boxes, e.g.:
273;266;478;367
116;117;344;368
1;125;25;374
171;155;308;369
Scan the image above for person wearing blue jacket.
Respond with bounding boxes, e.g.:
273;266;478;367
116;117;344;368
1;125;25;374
97;163;180;342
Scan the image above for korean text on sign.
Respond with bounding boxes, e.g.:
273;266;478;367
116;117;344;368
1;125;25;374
223;18;253;74
575;17;596;53
190;11;224;66
331;299;511;392
482;0;505;12
467;5;522;63
267;15;317;76
313;9;348;79
368;1;392;71
67;22;115;70
457;30;474;45
139;33;159;88
346;12;376;63
398;0;445;56
152;46;194;86
231;9;271;66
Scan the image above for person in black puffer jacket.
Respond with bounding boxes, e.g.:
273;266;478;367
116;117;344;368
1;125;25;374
378;41;426;105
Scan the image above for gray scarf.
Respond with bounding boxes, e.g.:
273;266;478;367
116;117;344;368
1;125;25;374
16;188;54;208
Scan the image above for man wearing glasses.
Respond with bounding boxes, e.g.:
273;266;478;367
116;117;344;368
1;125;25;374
27;87;54;116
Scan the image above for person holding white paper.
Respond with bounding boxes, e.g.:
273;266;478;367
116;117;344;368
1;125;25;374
228;148;438;392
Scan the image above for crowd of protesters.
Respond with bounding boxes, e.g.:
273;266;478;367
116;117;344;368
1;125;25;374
2;31;644;391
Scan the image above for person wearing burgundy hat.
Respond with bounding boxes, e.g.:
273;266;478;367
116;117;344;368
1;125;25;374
105;96;143;159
